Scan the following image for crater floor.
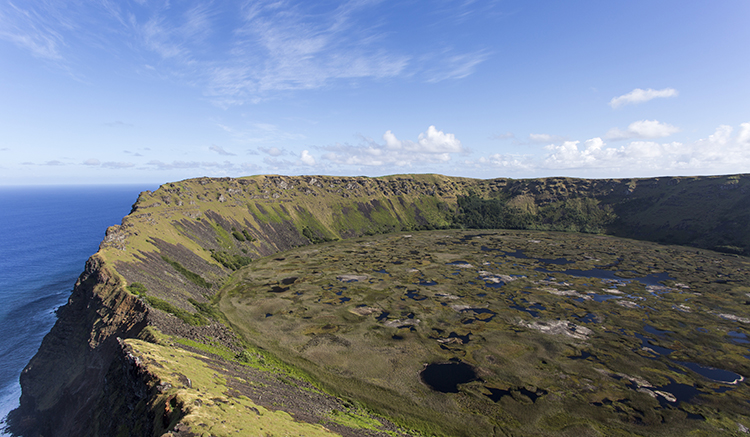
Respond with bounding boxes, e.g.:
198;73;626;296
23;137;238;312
218;229;750;436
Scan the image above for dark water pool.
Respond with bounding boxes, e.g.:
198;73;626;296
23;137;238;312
674;361;743;384
576;313;598;324
405;290;428;301
420;361;477;393
728;331;749;344
535;267;673;286
634;333;674;356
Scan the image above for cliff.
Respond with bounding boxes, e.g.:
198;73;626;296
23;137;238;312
7;173;750;436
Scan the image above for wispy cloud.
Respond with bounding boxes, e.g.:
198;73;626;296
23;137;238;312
609;88;678;109
3;2;492;104
604;120;680;141
145;160;237;170
205;1;412;105
83;158;135;168
424;49;490;83
102;161;135;169
0;1;66;60
209;144;236;156
258;146;284;157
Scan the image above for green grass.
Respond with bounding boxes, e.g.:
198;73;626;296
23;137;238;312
325;409;385;432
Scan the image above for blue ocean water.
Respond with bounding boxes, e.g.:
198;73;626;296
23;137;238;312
0;185;154;431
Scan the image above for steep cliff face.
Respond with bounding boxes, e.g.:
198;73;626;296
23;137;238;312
8;173;750;436
9;256;149;436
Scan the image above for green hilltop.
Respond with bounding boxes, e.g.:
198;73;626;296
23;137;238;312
8;173;750;437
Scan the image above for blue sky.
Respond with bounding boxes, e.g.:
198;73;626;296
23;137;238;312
1;0;749;185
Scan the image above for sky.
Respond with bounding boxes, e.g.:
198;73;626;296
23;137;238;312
1;0;749;185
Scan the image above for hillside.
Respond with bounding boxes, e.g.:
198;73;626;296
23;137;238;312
7;173;750;436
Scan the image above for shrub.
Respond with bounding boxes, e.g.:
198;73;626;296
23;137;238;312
211;251;252;270
231;227;246;241
126;282;147;296
242;229;255;241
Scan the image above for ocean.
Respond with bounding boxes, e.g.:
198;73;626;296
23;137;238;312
0;185;155;433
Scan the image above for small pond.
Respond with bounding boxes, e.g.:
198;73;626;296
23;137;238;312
420;361;477;393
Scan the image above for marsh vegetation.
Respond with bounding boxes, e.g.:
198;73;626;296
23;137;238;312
217;229;750;436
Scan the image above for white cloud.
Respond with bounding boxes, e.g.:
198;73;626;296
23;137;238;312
470;122;750;177
300;150;316;166
322;126;465;167
737;123;750;145
84;158;101;166
383;126;463;154
418;126;463;153
605;120;680;141
609;88;678;108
